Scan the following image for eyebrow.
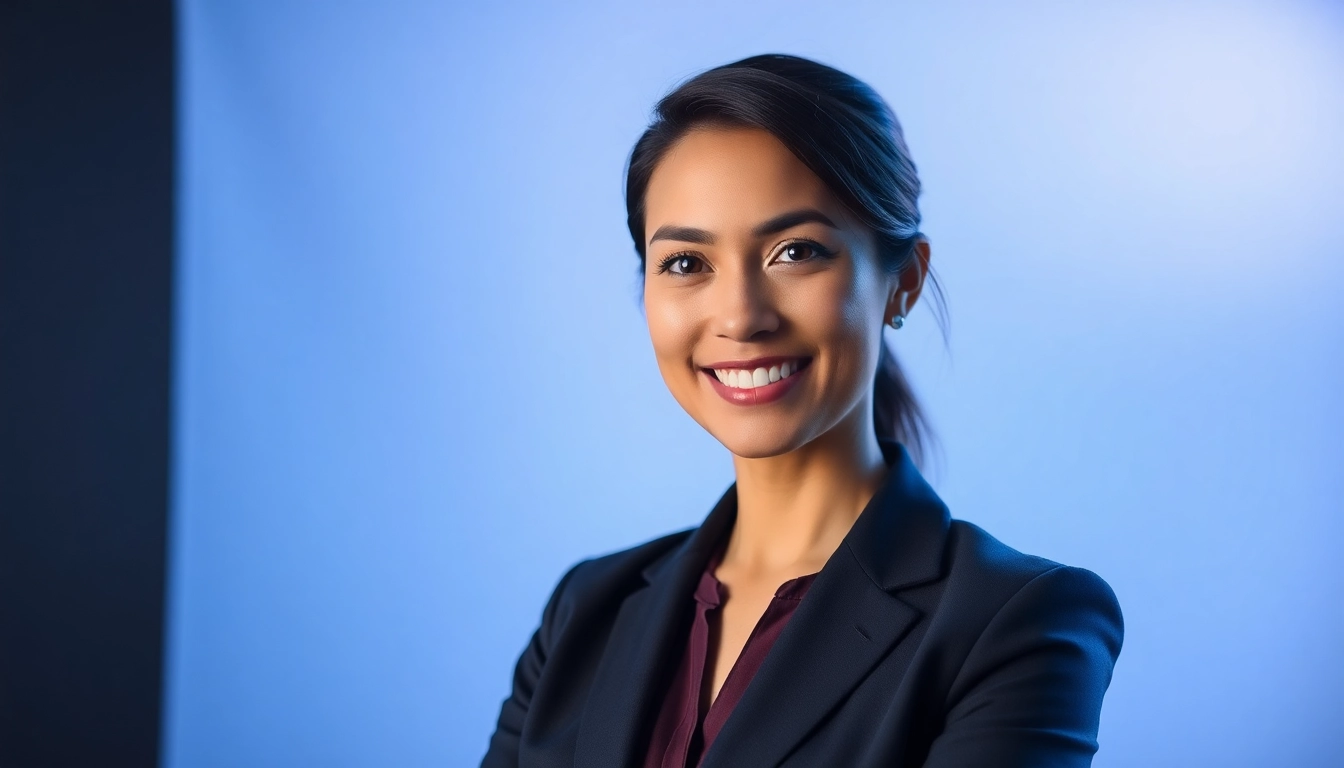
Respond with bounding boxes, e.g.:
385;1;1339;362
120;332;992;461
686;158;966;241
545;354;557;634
647;208;840;246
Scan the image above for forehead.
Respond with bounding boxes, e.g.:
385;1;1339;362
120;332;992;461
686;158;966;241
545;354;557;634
644;126;848;235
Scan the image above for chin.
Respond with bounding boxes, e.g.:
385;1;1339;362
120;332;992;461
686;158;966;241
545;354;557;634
708;422;809;460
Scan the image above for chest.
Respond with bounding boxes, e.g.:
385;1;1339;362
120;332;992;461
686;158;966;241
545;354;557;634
704;580;786;705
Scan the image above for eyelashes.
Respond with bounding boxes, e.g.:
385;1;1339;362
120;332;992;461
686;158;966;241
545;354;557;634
777;240;837;264
653;239;837;276
655;252;705;275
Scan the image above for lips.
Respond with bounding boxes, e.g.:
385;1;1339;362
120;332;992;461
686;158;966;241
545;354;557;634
701;356;813;406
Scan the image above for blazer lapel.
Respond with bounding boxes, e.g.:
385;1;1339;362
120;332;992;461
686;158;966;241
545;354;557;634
701;440;951;768
572;484;738;767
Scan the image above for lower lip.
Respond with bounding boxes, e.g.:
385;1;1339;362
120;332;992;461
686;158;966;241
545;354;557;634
703;363;809;406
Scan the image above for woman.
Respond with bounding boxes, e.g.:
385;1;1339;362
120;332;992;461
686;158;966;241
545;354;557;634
481;54;1123;768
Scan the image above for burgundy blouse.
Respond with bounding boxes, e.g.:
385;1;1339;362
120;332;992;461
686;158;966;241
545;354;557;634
642;538;820;768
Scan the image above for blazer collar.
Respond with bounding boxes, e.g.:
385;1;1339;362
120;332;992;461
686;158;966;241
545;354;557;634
845;438;951;591
639;438;950;593
574;438;950;767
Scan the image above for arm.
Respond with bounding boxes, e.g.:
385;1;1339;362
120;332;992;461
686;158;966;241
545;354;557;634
923;565;1124;768
479;559;587;768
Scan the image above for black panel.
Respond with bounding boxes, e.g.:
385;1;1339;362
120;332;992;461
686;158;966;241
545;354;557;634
0;1;176;766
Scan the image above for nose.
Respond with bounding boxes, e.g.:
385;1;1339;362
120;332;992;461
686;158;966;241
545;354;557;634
710;265;780;342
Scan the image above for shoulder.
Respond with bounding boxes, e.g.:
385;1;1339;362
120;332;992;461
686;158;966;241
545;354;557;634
945;520;1118;597
535;527;695;634
935;519;1124;662
909;522;1125;763
567;526;692;593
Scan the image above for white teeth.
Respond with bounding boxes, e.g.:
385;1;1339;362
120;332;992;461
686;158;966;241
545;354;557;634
712;360;805;389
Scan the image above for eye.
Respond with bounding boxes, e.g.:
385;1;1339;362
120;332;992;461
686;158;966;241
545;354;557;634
776;240;836;264
655;252;707;275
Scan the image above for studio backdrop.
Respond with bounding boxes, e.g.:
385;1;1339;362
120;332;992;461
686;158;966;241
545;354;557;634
164;2;1343;766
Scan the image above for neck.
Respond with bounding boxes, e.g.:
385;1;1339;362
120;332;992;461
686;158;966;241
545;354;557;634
723;412;890;577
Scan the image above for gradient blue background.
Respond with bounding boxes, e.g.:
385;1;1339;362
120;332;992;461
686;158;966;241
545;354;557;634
164;1;1344;765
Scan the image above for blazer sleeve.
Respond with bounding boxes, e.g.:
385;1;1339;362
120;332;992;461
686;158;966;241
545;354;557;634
922;564;1124;768
479;559;587;768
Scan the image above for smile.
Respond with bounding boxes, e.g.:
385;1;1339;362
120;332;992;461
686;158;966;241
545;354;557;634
701;356;813;406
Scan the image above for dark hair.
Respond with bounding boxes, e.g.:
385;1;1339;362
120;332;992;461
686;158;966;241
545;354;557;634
624;53;948;468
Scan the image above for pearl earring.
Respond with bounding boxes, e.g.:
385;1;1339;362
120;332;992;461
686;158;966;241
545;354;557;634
888;292;908;330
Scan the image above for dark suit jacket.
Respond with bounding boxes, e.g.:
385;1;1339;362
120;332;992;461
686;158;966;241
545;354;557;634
481;440;1123;767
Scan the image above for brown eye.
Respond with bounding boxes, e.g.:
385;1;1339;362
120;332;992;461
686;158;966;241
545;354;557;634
777;240;835;263
657;253;706;275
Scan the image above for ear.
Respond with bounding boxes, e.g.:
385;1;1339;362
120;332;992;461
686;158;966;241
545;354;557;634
886;239;931;325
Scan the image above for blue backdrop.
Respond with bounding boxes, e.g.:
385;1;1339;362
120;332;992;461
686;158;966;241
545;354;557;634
164;1;1344;765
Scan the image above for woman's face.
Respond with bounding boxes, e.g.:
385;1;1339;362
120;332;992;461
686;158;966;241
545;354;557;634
642;125;917;459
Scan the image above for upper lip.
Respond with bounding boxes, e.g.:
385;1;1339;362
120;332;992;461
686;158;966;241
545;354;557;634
701;355;810;371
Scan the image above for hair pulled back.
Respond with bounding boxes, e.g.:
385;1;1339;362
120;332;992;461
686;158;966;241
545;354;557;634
624;53;947;468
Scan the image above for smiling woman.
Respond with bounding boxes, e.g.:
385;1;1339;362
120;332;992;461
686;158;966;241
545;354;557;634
481;54;1123;768
640;125;920;455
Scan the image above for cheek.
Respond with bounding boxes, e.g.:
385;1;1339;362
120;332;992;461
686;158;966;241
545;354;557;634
643;288;697;372
802;269;884;388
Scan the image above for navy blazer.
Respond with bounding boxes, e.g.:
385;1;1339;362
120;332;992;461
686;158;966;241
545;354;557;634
482;440;1123;767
